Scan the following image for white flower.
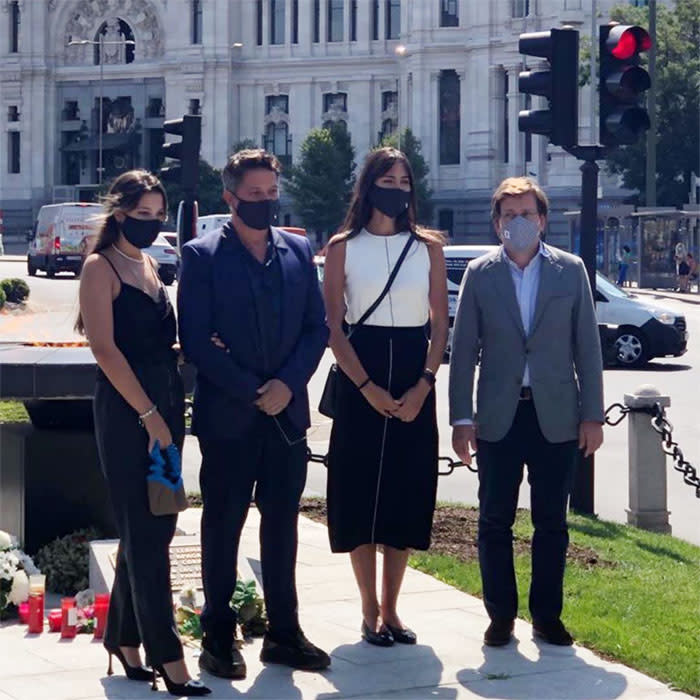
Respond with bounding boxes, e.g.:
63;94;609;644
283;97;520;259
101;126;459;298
75;588;95;608
0;531;12;550
8;569;29;605
0;552;18;581
18;553;39;576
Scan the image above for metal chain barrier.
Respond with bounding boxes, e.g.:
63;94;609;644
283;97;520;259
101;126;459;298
604;401;700;499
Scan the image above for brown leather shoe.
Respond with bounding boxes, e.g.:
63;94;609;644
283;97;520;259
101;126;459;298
533;618;574;646
484;619;514;647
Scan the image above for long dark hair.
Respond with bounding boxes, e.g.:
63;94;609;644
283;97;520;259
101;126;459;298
334;147;442;245
75;169;167;335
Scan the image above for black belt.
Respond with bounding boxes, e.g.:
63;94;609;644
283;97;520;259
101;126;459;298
519;386;533;400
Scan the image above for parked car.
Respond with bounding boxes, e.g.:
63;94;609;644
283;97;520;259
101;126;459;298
144;234;179;286
27;202;101;277
443;244;688;367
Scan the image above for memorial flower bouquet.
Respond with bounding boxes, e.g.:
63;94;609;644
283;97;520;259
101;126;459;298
0;529;41;619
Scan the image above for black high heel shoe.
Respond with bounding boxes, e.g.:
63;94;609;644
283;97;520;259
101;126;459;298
105;646;153;681
361;621;394;647
151;664;211;696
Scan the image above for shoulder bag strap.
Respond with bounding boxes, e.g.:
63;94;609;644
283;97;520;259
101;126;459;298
348;233;416;337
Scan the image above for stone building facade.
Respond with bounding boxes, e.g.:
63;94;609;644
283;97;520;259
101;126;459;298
0;0;659;244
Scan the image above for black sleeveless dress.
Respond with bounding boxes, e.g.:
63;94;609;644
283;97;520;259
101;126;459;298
92;254;186;666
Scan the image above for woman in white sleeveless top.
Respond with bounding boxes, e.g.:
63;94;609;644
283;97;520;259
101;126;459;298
324;148;448;647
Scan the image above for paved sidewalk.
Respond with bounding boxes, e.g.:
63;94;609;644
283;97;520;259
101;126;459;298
631;287;700;306
0;508;693;700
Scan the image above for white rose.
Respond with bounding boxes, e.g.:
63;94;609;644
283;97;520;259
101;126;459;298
8;569;29;605
0;531;12;550
75;588;95;609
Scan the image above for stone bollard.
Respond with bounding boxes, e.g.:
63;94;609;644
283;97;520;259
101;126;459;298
624;385;671;534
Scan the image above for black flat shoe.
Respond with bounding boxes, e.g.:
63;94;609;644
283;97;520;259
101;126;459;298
151;665;211;697
484;619;514;647
361;621;394;647
533;618;574;646
383;622;417;645
105;645;153;681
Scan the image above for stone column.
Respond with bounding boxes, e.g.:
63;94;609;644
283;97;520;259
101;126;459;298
319;0;328;45
506;65;523;175
624;385;672;534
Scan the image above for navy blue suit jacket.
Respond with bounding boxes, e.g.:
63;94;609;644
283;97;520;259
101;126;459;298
177;225;329;441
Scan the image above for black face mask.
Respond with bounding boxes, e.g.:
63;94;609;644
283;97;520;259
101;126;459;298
235;197;280;230
120;215;162;249
368;184;411;219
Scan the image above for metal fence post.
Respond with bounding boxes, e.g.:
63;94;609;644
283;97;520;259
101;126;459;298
624;385;671;534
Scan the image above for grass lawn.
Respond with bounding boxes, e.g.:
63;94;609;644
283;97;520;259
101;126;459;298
409;508;700;697
0;400;29;423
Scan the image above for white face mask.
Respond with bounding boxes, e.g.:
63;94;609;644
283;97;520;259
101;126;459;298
502;215;540;254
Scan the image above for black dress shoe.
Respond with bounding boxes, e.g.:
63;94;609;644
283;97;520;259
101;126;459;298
533;618;574;646
199;638;246;679
260;629;331;671
383;622;417;645
361;621;394;647
484;619;514;647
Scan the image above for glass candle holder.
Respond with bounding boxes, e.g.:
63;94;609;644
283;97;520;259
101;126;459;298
60;597;78;639
93;593;110;640
27;575;46;634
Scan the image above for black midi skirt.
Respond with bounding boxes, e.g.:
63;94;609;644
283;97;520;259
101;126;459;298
327;325;438;553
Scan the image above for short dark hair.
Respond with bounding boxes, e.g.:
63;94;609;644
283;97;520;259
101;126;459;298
221;149;281;193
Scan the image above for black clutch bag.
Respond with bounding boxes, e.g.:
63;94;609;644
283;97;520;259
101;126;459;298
318;233;415;420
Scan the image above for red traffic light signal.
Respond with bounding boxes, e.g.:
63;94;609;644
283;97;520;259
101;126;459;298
518;27;579;148
599;24;652;147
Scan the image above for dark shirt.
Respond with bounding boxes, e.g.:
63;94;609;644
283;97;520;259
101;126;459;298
225;223;283;377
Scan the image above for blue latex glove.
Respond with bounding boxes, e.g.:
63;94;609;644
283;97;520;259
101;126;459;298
147;441;183;489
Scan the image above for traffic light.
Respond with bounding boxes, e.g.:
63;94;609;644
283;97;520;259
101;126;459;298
518;27;579;148
160;114;202;193
599;24;651;147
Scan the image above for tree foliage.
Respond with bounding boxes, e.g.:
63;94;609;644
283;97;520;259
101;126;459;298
377;128;434;224
230;139;259;154
605;0;700;206
162;159;225;221
285;124;356;242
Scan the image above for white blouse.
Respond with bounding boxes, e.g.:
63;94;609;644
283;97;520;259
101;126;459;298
344;229;431;327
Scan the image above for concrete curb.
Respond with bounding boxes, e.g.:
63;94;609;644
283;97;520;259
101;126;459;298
632;288;700;306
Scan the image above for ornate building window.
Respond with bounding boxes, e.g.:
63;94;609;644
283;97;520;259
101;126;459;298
386;0;400;40
322;93;348;130
292;0;299;43
9;0;19;53
350;0;357;41
257;0;263;45
439;70;460;165
313;0;320;42
8;132;20;174
440;0;458;27
271;0;285;45
264;95;291;168
372;0;379;40
94;19;135;65
512;0;529;18
380;91;398;139
8;105;20;122
191;0;203;44
328;0;343;42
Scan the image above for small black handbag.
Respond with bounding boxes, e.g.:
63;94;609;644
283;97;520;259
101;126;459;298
319;233;416;419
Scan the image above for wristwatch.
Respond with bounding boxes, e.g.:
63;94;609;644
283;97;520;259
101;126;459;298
421;369;436;388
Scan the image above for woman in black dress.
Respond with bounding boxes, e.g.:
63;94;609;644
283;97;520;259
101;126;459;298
324;148;448;646
77;170;209;696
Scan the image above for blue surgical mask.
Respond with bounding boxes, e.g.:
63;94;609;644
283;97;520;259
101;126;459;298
502;215;540;254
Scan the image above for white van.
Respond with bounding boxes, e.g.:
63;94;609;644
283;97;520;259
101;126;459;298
27;203;102;277
196;214;230;237
444;245;688;367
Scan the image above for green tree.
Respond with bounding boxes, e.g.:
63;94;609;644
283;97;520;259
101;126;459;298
230;138;259;154
378;128;434;224
162;159;225;221
285;124;356;243
604;0;700;206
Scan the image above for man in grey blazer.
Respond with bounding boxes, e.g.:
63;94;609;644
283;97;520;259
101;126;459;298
449;177;604;648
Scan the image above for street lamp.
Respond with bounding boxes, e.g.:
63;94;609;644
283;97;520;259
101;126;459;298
67;36;136;186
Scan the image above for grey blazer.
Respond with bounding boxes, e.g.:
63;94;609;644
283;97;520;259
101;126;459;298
448;244;604;444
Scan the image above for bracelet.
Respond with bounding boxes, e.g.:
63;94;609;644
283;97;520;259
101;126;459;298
138;404;158;426
357;377;371;391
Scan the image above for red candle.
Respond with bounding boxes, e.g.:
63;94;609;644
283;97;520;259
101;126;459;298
27;594;44;634
93;593;110;640
18;601;29;624
60;598;78;639
48;609;62;632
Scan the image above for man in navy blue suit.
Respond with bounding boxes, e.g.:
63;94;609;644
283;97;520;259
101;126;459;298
178;150;330;678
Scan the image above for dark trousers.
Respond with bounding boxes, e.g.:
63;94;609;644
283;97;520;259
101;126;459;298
476;400;578;624
94;365;185;666
198;414;308;649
